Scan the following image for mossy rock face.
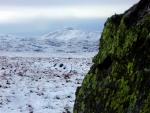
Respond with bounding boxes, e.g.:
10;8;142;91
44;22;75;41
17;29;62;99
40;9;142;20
74;0;150;113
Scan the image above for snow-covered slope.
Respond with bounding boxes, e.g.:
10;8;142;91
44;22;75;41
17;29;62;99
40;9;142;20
0;56;92;113
0;28;100;53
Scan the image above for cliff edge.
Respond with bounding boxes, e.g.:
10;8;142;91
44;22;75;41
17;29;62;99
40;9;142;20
74;0;150;113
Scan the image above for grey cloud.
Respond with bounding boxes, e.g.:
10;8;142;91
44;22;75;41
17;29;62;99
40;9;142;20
0;0;140;6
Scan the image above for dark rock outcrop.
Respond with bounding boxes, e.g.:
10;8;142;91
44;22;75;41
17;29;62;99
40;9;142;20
74;0;150;113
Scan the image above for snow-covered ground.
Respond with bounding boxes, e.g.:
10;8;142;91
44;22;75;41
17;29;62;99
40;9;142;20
0;56;93;113
0;51;97;58
0;28;98;113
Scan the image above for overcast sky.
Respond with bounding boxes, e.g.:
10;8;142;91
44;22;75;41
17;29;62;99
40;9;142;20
0;0;139;6
0;0;140;23
0;0;140;35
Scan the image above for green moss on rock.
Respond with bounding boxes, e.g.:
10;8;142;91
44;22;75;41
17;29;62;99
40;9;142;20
74;0;150;113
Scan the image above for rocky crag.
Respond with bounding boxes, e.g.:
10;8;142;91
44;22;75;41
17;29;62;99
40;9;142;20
74;0;150;113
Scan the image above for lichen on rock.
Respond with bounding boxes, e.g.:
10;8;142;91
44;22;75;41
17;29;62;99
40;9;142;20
74;0;150;113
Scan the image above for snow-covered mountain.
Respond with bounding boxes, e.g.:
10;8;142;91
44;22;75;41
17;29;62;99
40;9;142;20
0;28;100;53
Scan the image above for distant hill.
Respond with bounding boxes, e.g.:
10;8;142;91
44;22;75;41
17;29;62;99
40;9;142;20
0;28;100;53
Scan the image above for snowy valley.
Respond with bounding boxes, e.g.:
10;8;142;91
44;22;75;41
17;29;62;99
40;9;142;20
0;28;99;113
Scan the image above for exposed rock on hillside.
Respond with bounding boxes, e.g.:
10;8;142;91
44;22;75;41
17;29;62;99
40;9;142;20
74;0;150;113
